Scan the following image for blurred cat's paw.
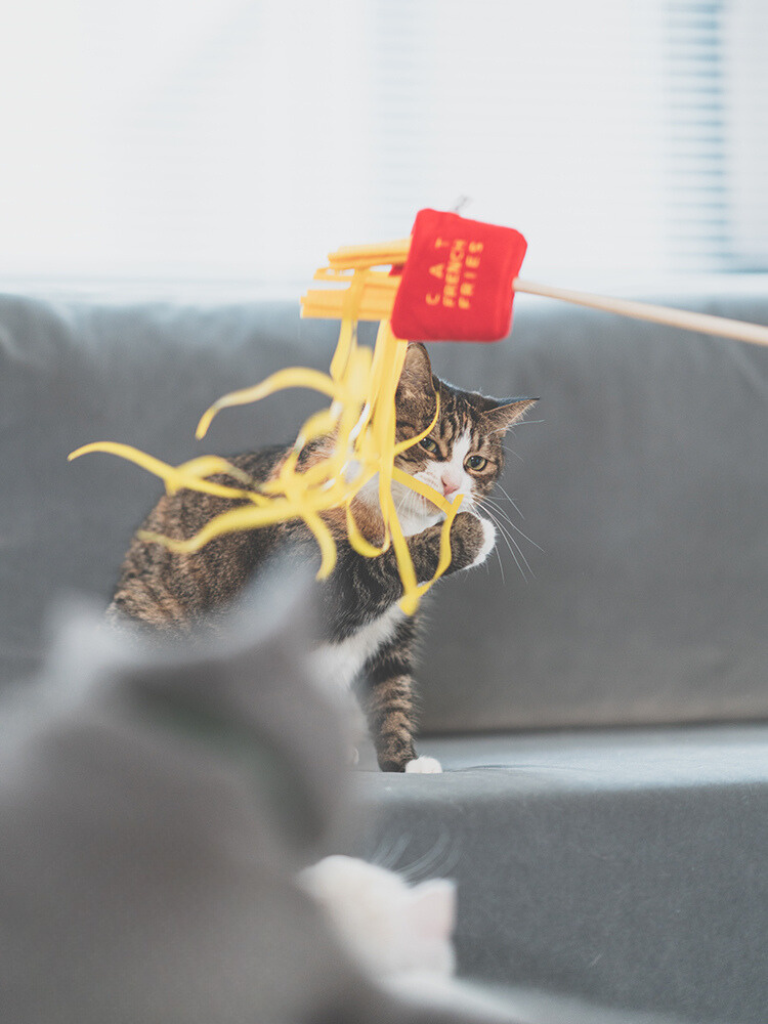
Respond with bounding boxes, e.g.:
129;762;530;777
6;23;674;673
405;756;443;774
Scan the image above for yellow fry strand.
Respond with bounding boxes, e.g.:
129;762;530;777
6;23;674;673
414;495;464;598
346;502;390;558
330;269;368;381
313;267;353;282
302;508;338;578
330;314;356;381
138;499;305;553
327;238;411;269
176;455;271;506
365;323;418;609
293;403;368;494
176;456;253;485
295;407;340;448
279;455;339;579
343;342;374;400
68;442;256;501
196;367;341;440
69;441;169;472
374;325;408;462
363;273;401;291
383;485;420;615
366;320;391;414
301;301;394;323
301;285;396;323
391;466;453;514
393;393;441;456
313;267;399;291
272;446;303;493
301;289;395;310
291;457;342;493
302;272;399;323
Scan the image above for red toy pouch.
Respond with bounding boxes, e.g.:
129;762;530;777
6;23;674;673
390;208;527;342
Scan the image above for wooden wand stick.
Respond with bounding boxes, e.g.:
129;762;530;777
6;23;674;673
512;278;768;348
321;234;768;348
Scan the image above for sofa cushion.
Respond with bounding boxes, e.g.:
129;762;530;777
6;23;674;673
2;285;768;734
353;724;768;1024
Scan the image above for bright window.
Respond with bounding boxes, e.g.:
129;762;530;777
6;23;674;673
0;0;765;288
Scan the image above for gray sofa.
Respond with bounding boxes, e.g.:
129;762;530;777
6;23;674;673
3;282;768;1023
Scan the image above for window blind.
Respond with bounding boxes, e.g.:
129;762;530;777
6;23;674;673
665;0;729;271
724;0;768;270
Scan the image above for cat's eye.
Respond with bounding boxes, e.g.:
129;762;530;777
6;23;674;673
420;437;439;454
466;455;487;471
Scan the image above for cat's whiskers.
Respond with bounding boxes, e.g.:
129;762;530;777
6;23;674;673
394;831;460;884
501;442;525;464
486;520;506;585
393;487;409;519
394;482;428;522
479;503;529;580
489;418;544;434
369;833;412;872
488;514;507;585
495;482;525;520
475;495;540;585
482;496;543;553
482;499;538;571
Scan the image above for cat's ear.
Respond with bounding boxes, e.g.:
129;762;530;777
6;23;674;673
479;396;538;435
397;342;436;401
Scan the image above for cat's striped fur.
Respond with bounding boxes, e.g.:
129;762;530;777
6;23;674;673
108;344;536;771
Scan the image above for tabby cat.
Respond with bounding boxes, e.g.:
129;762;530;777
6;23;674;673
108;343;536;772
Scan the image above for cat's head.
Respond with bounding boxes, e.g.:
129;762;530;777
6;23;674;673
392;343;537;524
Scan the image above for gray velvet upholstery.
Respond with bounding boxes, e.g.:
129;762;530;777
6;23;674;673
356;727;768;1024
4;286;768;731
2;281;768;1022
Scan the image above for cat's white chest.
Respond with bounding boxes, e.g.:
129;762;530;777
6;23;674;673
313;605;405;691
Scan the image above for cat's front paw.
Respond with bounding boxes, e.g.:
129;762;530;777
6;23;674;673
448;512;497;571
405;756;443;774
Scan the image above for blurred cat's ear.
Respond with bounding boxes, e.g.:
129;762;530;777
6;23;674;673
480;396;539;435
397;342;435;399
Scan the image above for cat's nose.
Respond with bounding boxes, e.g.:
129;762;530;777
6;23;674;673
441;471;461;496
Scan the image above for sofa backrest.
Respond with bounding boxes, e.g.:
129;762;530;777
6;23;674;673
3;286;768;731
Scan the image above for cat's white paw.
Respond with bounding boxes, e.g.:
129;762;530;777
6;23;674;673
470;516;497;568
405;755;443;774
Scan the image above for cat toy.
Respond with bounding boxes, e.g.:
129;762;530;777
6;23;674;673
69;208;768;614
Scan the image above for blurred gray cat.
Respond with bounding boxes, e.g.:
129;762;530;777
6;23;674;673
2;588;523;1024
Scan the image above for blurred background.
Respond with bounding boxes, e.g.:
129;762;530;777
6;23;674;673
0;0;765;291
